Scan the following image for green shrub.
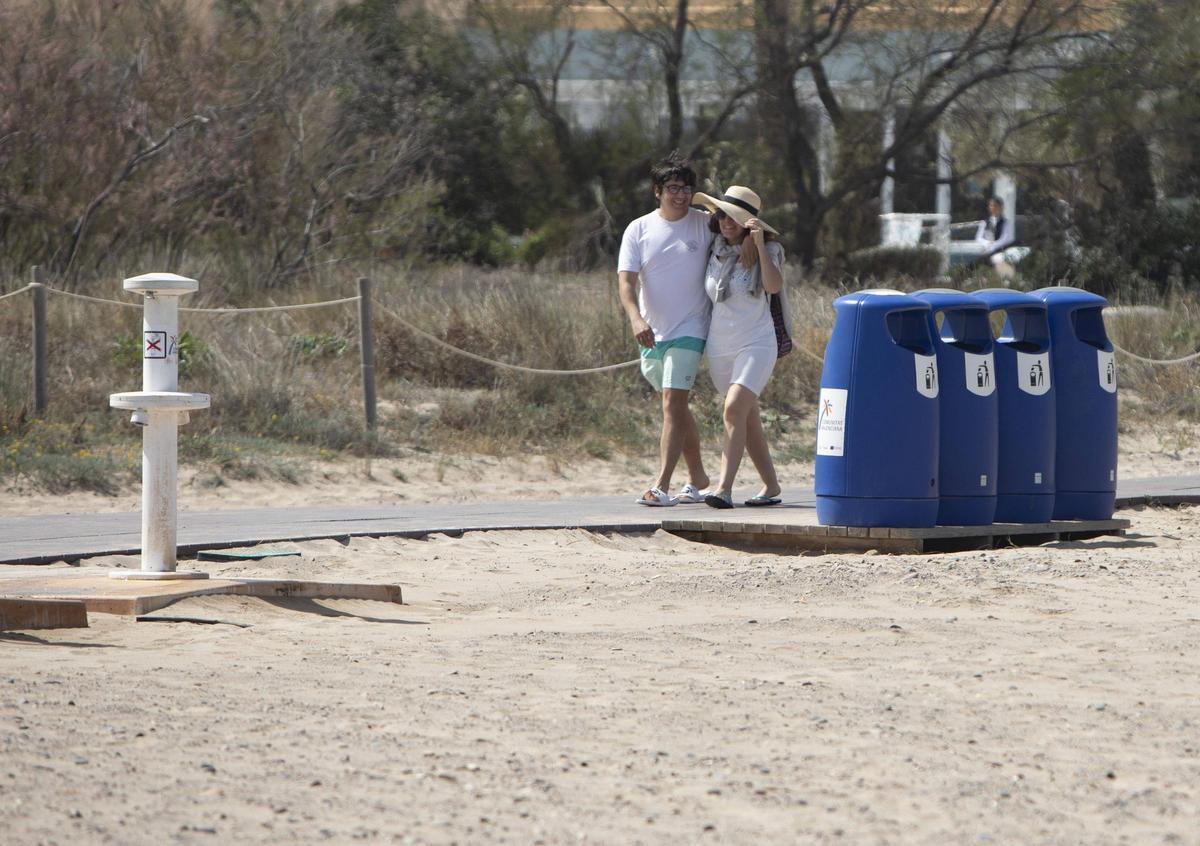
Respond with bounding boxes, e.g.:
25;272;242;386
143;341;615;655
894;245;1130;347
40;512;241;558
841;246;943;285
516;218;571;269
0;421;136;494
290;332;349;359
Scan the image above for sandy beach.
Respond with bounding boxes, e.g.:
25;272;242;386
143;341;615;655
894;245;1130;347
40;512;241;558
2;503;1199;843
3;424;1200;844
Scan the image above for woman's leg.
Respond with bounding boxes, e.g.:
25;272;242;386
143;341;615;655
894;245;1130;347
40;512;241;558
744;401;781;498
715;384;759;494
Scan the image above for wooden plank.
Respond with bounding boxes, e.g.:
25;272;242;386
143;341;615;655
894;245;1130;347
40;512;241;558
667;530;920;555
667;516;1130;556
0;598;88;631
0;573;402;617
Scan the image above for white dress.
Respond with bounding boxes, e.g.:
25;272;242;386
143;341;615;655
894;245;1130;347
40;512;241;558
704;239;783;396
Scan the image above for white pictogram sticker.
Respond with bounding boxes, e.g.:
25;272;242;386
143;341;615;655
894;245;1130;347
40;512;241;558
1017;351;1051;396
1098;349;1116;393
965;352;995;397
915;354;939;399
817;388;848;457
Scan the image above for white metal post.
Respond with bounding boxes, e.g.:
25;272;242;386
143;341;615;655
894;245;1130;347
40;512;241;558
935;128;953;275
109;273;210;580
880;108;896;244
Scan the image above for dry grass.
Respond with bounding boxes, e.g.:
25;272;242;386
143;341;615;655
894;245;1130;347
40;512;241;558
2;262;1198;494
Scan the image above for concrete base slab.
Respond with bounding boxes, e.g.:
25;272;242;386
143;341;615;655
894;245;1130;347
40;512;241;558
0;568;403;616
0;598;89;631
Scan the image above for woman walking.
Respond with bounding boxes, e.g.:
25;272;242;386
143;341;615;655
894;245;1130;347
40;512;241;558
692;186;786;509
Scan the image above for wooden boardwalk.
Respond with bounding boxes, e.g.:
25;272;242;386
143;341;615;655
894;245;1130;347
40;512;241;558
0;475;1195;565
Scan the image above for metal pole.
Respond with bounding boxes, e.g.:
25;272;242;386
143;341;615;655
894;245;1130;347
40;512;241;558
935;128;953;276
31;266;47;415
358;277;377;431
880;109;896;244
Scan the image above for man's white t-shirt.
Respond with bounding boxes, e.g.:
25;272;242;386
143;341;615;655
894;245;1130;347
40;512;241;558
618;208;715;343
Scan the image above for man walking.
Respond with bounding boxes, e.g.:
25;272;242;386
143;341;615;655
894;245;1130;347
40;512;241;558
618;153;715;506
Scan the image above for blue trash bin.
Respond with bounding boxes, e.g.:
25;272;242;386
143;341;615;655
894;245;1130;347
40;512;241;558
815;290;939;527
914;289;999;525
1033;286;1117;519
971;289;1056;523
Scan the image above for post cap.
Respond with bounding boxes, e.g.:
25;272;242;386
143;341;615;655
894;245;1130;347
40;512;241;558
123;273;198;296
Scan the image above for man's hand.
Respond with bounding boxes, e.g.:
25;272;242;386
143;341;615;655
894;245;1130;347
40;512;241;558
630;315;655;349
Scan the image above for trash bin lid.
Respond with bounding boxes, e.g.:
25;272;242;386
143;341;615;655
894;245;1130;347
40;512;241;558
834;289;929;313
971;288;1045;310
1031;286;1109;309
914;288;989;313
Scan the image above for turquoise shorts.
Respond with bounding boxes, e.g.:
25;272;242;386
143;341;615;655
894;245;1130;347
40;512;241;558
639;336;706;392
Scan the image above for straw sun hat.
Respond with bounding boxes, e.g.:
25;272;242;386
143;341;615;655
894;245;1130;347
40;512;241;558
692;186;779;235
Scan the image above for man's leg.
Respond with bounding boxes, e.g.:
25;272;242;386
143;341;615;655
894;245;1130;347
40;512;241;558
653;345;708;493
654;388;692;492
678;400;709;491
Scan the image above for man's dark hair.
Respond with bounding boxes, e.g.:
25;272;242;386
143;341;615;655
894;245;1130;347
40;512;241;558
989;196;1005;208
650;151;697;192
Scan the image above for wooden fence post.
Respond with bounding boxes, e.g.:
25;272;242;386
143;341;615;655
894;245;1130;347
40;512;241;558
31;265;48;415
357;276;377;431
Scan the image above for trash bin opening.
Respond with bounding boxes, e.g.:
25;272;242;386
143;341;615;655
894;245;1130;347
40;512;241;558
992;307;1050;350
1070;307;1113;351
937;309;992;354
886;308;935;355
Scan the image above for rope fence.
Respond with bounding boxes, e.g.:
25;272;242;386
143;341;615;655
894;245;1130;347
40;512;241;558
2;273;1195;423
373;301;640;376
1108;343;1200;365
36;284;360;313
0;284;35;302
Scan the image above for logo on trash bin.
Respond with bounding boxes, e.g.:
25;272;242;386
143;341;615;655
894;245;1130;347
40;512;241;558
816;388;847;457
914;354;938;399
964;352;995;397
1016;351;1051;396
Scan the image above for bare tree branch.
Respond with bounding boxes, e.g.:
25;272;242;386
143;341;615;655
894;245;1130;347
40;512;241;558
59;114;209;279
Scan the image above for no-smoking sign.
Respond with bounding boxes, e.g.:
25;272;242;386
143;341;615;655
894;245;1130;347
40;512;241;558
144;331;167;359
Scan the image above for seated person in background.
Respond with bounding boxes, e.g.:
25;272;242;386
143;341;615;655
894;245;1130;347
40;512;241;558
974;196;1015;269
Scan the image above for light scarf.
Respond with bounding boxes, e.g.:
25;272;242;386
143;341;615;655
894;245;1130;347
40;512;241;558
709;236;762;303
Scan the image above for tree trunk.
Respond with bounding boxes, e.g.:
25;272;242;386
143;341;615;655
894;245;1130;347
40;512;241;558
755;0;825;267
665;62;683;152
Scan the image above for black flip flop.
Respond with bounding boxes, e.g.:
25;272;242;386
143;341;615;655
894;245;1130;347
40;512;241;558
744;495;782;507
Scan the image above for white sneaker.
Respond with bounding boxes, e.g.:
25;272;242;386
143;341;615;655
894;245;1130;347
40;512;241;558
676;483;710;504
